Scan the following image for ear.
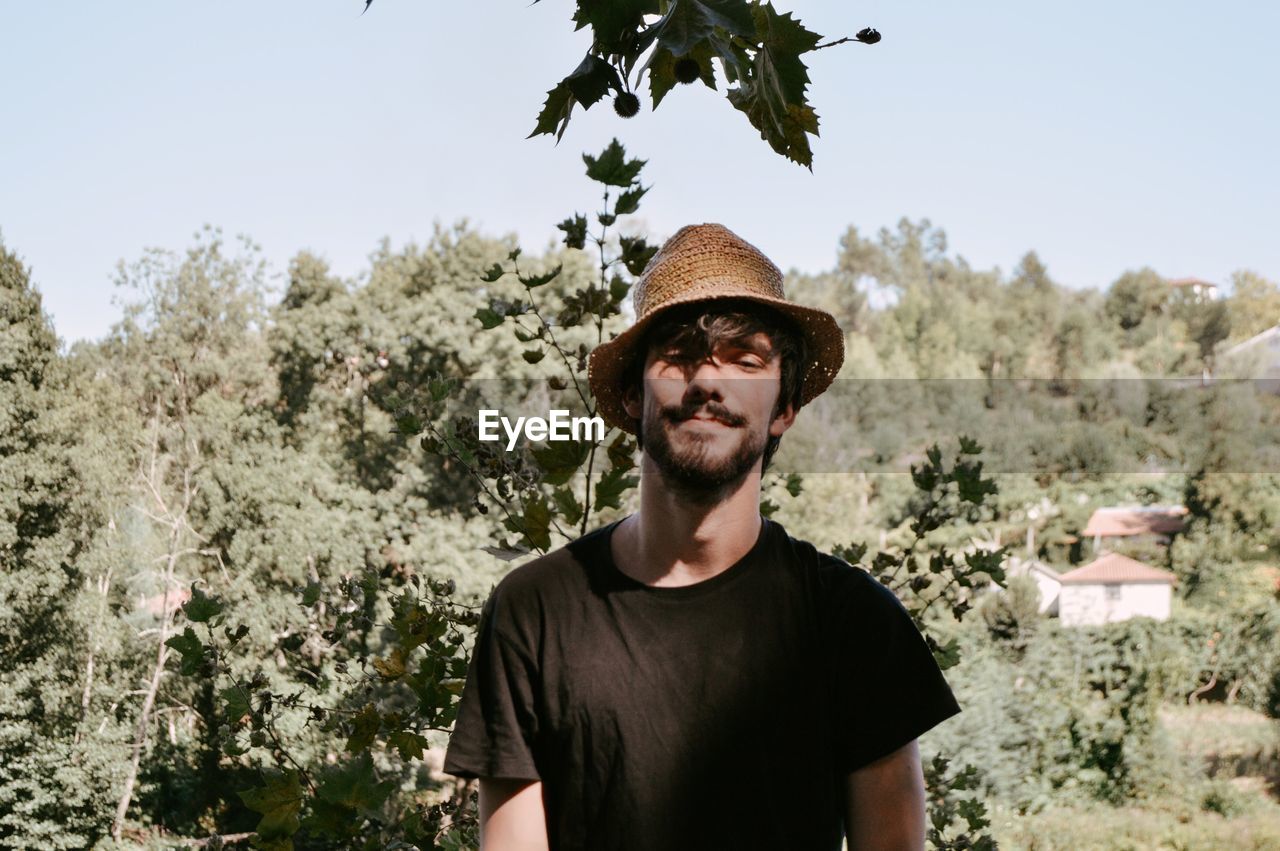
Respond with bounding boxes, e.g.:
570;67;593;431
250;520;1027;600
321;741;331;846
622;379;643;421
769;399;797;438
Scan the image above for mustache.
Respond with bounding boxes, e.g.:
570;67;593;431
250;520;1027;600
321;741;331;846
663;402;745;427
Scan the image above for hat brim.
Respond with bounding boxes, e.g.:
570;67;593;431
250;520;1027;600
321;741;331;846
587;292;845;434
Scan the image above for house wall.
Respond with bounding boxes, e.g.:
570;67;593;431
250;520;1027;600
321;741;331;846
1031;573;1060;615
1058;582;1172;626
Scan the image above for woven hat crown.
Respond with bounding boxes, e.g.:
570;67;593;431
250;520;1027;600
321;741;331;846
633;223;785;316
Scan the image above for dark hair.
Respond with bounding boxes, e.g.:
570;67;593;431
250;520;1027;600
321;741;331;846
622;298;808;474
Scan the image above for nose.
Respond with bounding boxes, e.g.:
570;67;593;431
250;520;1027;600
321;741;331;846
682;355;729;403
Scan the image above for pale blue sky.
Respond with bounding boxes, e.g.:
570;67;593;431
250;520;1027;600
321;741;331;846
3;1;1277;345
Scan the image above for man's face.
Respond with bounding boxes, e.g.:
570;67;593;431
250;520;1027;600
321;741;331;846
622;329;795;495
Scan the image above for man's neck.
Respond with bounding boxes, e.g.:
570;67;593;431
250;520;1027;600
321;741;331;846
610;457;764;588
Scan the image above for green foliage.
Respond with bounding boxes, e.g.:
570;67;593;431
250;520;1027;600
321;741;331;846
523;0;872;167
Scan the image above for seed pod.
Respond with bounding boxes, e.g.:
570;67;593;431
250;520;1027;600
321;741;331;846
613;92;641;118
674;57;700;84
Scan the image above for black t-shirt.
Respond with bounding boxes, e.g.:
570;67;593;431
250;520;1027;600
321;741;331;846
443;516;961;850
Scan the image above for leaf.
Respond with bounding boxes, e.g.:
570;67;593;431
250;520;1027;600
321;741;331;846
390;597;447;654
532;439;591;486
300;581;321;607
557;214;588;250
618;235;657;276
474;307;503;330
221;685;251;724
316;752;394;816
182;585;224;623
529;79;575;140
654;0;756;57
519;264;562;289
165;627;205;676
569;0;658;47
482;544;532;562
372;648;407;680
606;431;636;472
564;55;622;108
346;703;381;753
614;184;649;216
583;139;646;187
388;730;430;761
238;768;303;843
783;472;803;497
522;496;553;551
522;348;546;364
551;485;584;527
593;467;638;512
480;263;505;283
724;3;822;168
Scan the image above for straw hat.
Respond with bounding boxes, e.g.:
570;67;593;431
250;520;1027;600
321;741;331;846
587;223;845;434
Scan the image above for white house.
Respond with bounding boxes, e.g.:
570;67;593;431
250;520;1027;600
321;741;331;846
1057;552;1176;626
1167;276;1220;303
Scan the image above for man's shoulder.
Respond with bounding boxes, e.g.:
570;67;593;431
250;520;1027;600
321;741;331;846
483;521;614;608
770;522;899;612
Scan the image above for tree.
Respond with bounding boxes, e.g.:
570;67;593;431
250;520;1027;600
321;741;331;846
0;242;126;848
1225;269;1280;343
1104;268;1167;335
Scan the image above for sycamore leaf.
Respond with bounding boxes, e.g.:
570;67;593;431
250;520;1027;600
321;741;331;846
316;752;394;817
346;703;381;753
593;467;638;512
519;264;562;289
390;598;446;654
724;3;822;168
557;214;588;250
221;685;251;724
480;263;505;283
474;307;503;330
583;139;646;187
614;184;649;216
182;585;224;623
388;730;430;761
618;235;658;276
551;485;584;527
654;0;756;57
564;55;622;108
238;769;303;843
522;496;553;551
532;439;591;486
569;0;657;53
606;431;636;472
165;627;205;676
529;79;575;140
372;647;407;680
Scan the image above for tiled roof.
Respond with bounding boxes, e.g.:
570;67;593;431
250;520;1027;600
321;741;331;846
1059;552;1177;585
1082;505;1187;537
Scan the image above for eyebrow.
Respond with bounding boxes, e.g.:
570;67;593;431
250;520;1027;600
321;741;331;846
656;337;775;359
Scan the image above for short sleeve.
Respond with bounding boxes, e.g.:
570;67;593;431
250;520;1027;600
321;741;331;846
442;589;542;781
827;570;962;774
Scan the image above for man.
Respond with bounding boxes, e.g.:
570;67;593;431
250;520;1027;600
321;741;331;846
443;224;961;850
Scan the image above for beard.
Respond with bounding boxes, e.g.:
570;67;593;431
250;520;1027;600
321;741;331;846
640;400;768;499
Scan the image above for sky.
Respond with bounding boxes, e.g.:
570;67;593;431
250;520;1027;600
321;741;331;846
3;1;1277;346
